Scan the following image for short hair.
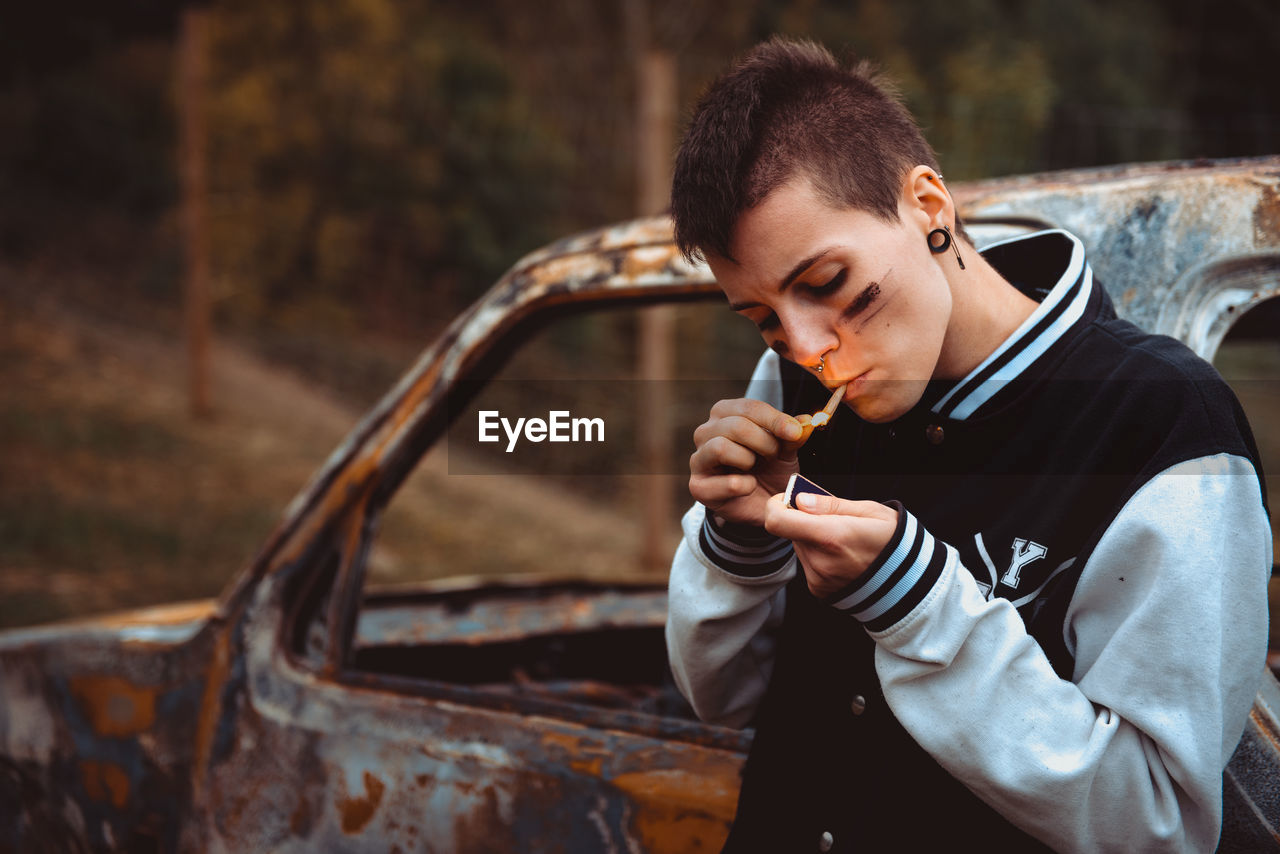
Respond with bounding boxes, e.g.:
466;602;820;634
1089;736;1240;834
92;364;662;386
671;36;943;263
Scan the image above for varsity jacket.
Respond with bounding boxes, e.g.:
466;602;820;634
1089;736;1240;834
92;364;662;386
665;230;1272;853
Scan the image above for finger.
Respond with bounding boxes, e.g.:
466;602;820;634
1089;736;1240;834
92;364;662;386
698;415;784;459
764;509;860;557
690;435;758;475
693;417;771;457
690;471;756;505
764;494;896;546
777;414;814;463
793;492;898;523
763;493;826;543
709;398;804;443
792;491;846;516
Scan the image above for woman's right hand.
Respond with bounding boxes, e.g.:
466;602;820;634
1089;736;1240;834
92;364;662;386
689;398;807;529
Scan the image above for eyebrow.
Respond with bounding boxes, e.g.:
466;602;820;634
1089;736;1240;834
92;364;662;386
726;248;835;312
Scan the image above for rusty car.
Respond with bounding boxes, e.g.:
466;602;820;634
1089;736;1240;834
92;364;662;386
2;156;1280;852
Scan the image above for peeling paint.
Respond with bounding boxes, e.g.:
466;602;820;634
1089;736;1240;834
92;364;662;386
339;771;386;834
1255;183;1280;246
612;768;738;853
69;675;158;738
79;760;130;809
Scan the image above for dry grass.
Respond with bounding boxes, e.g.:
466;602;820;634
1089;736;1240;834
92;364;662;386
0;292;352;625
0;292;674;628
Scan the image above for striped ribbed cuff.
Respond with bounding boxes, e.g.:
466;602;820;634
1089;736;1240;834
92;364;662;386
699;511;794;578
826;503;947;631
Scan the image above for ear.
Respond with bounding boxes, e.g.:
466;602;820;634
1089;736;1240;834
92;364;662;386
900;165;955;233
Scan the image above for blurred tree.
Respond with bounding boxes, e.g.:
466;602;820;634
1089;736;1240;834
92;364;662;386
0;1;181;84
0;39;177;263
750;0;1186;179
1162;0;1280;158
435;0;758;226
1;0;1276;337
178;5;214;419
208;0;572;331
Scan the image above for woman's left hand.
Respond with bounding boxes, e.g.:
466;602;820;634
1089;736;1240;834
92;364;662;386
763;492;900;600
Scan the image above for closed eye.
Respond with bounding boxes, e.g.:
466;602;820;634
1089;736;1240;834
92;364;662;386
809;269;847;296
755;313;779;332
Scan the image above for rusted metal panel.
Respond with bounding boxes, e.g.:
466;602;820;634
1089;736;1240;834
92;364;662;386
181;569;743;851
955;156;1280;355
355;583;668;647
0;623;215;850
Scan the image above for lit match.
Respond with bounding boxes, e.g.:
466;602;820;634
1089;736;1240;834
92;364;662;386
793;383;847;445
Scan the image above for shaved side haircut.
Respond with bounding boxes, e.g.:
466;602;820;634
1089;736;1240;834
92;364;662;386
671;36;945;263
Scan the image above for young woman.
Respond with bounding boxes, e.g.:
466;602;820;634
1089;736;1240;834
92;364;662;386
665;36;1271;853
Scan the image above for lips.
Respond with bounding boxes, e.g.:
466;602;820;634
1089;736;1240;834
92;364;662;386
829;370;870;395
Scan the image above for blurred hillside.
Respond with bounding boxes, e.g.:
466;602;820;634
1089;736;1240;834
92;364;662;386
1;0;1278;625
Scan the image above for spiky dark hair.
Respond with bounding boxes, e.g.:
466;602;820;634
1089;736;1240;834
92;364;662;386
671;36;942;263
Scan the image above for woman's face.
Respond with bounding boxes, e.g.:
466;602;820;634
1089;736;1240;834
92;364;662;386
708;175;956;424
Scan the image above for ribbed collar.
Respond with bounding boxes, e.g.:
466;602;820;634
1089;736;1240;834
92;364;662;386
930;229;1100;422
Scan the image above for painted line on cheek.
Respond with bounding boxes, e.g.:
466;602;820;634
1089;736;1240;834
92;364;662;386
855;293;893;332
843;282;881;318
845;267;893;333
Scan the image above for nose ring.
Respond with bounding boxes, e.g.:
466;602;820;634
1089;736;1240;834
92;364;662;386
817;355;825;374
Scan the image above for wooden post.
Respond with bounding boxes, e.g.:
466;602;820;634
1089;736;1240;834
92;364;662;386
635;48;677;574
178;6;212;419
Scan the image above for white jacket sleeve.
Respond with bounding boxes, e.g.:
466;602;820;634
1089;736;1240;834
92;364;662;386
865;454;1270;853
665;350;795;728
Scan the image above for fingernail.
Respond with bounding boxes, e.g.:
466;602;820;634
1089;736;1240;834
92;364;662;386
782;420;802;440
797;493;817;509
